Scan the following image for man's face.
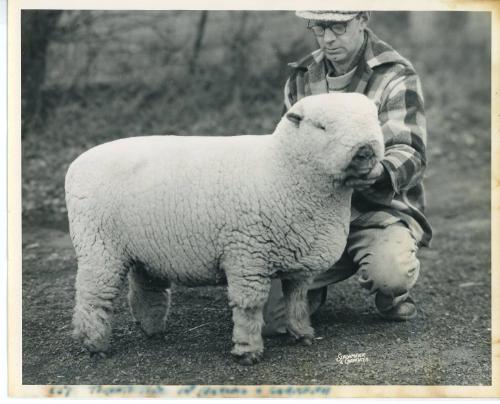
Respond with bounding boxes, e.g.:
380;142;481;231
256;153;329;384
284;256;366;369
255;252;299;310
311;15;368;65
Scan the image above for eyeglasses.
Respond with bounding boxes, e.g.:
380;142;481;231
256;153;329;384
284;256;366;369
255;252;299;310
307;16;358;37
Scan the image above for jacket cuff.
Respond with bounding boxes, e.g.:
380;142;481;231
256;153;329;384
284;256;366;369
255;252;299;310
380;159;399;194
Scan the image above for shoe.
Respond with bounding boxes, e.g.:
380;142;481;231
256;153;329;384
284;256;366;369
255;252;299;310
375;293;417;321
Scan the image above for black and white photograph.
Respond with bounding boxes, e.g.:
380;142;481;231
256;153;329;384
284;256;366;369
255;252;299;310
8;0;499;398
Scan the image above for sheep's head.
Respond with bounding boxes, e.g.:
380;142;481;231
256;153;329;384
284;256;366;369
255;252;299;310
278;93;385;182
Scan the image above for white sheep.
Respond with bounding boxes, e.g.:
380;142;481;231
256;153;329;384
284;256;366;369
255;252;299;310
65;93;384;365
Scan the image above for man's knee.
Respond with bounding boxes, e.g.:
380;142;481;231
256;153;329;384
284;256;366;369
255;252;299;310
357;227;420;296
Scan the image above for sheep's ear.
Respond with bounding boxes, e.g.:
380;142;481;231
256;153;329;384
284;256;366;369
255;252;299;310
286;112;303;127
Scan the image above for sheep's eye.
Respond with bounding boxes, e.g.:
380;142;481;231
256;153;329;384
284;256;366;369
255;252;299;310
314;122;326;130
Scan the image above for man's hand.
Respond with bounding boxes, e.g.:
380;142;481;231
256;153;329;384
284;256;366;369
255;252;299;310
345;162;388;190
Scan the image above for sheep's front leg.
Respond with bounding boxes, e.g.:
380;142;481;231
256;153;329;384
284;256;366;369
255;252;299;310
225;267;271;365
282;278;315;345
128;265;171;337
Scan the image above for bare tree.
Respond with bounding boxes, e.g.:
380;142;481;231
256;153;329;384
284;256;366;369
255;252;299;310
21;10;63;132
190;11;209;73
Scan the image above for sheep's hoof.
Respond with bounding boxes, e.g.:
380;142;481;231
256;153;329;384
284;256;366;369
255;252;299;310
78;336;111;356
234;352;263;366
139;326;165;339
89;351;108;359
287;334;314;346
299;336;313;346
135;319;166;338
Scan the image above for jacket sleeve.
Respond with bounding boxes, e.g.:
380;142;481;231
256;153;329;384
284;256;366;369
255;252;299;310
370;71;427;201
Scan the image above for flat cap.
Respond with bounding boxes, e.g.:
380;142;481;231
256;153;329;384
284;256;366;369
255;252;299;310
295;10;360;22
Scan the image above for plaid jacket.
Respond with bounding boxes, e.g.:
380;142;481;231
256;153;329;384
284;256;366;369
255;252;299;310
284;29;432;246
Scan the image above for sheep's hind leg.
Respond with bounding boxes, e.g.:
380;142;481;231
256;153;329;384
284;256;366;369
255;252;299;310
225;267;271;365
127;263;171;337
282;278;315;346
72;253;127;355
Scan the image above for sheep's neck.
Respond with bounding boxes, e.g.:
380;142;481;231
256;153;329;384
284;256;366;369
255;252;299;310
242;139;352;274
265;136;353;228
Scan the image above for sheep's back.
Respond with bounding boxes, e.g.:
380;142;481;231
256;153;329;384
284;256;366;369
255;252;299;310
65;135;278;283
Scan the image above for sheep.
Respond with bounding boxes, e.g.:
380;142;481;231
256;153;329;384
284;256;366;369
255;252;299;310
65;92;384;365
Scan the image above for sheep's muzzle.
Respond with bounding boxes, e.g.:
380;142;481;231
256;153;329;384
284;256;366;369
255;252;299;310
346;144;378;177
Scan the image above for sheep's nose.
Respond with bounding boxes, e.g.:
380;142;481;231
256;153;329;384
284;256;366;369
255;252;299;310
346;145;376;177
354;145;374;160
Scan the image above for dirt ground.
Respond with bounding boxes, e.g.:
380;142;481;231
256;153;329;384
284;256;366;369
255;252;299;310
21;155;491;386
